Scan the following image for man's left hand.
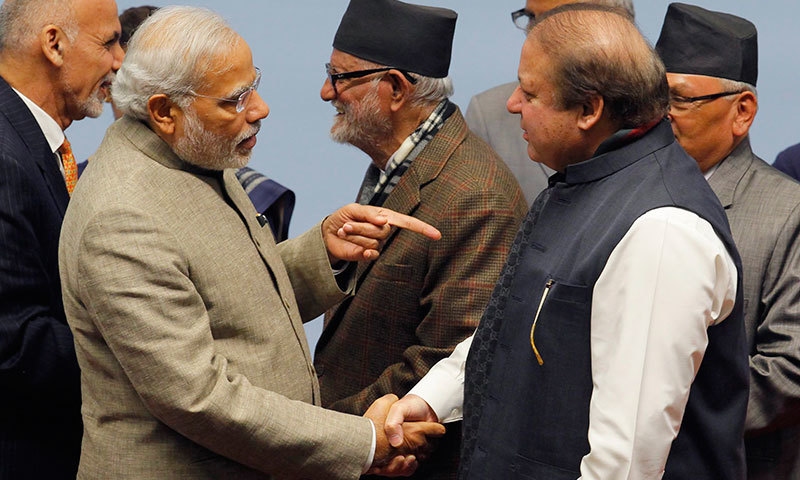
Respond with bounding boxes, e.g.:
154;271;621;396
322;203;441;262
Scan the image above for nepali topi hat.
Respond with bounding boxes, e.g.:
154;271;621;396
655;2;758;86
333;0;457;78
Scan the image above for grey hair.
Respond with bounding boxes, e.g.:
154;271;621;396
718;78;758;100
407;74;454;107
354;56;453;107
592;0;635;19
531;4;669;128
112;6;240;120
0;0;77;52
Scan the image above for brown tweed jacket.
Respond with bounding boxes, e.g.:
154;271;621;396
314;109;527;478
59;117;373;480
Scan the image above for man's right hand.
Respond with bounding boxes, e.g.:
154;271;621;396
364;394;445;476
383;394;438;447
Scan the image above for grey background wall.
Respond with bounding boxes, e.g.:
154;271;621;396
67;0;800;352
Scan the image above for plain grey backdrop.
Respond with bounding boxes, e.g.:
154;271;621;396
67;0;800;352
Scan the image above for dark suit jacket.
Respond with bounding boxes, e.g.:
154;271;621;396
707;138;800;480
773;142;800;182
314;109;527;479
0;75;81;479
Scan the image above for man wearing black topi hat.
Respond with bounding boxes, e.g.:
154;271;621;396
313;0;527;478
380;4;750;479
656;4;800;479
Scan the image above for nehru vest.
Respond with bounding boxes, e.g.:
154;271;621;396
460;121;748;480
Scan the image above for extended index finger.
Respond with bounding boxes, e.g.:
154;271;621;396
383;211;441;240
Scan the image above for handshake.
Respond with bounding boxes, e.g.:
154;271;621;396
364;393;444;477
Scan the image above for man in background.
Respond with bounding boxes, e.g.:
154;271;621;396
313;0;526;477
464;0;635;205
656;4;800;478
0;0;123;477
773;142;800;182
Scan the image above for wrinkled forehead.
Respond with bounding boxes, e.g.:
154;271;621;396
73;0;121;34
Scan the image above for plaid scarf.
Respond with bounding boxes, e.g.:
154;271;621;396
357;99;456;206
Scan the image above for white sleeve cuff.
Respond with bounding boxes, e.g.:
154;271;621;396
408;334;473;423
363;418;376;474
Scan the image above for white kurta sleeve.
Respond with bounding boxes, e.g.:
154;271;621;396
578;206;737;480
408;334;473;423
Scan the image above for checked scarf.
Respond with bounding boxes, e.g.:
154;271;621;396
357;99;456;206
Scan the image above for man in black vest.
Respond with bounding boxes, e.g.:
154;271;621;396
376;4;749;479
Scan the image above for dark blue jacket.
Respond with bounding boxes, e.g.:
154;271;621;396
0;75;81;479
461;121;749;480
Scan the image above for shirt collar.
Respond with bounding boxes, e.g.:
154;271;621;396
703;161;720;180
11;87;65;154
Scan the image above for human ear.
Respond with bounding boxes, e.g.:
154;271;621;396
39;25;69;67
387;70;412;113
732;92;757;137
147;94;179;136
576;94;605;131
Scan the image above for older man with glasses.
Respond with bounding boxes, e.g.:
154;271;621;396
656;4;800;479
58;5;449;478
313;0;526;478
465;0;635;206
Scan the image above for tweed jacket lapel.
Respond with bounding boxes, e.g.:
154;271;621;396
0;76;69;216
707;137;754;209
322;109;469;336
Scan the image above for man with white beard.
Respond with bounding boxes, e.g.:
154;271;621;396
313;1;526;477
0;0;123;477
58;6;446;479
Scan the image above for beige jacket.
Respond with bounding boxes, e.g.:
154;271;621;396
59;116;372;479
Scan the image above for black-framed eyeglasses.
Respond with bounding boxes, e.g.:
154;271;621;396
669;90;742;109
511;8;535;31
325;63;417;96
188;67;261;113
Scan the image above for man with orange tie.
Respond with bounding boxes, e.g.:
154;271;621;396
0;0;124;478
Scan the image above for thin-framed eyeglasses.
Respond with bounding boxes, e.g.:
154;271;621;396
188;67;261;113
325;63;417;97
511;8;535;31
669;90;742;110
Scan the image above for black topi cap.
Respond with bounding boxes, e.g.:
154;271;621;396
332;0;457;78
655;3;758;86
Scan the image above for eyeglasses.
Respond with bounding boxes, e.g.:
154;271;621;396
188;67;261;113
669;90;742;110
325;63;417;97
511;8;535;31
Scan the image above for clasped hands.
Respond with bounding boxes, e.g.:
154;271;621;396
322;203;441;263
364;394;444;477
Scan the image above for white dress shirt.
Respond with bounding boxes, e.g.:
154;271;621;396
410;206;738;480
11;86;66;178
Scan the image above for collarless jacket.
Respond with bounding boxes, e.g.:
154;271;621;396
708;138;800;480
314;109;527;479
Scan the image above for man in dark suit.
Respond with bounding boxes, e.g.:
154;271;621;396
313;1;526;478
464;0;635;205
0;0;123;478
773;142;800;182
656;4;800;478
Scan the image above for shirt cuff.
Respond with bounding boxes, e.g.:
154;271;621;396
408;335;472;423
363;418;376;474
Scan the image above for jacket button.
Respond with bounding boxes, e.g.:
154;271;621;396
316;365;325;377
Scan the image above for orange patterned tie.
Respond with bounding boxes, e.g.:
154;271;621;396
58;139;77;196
